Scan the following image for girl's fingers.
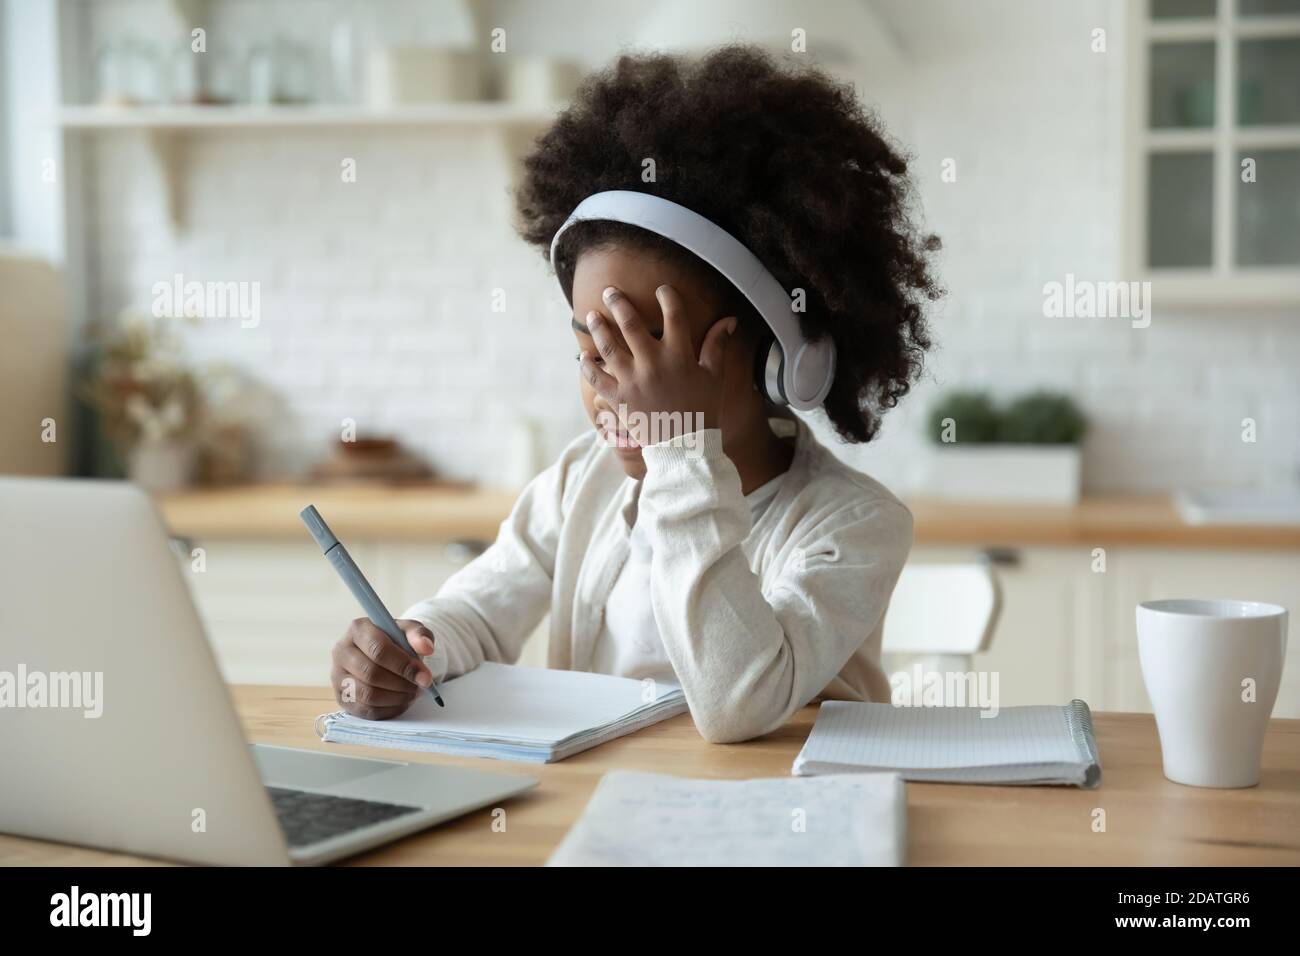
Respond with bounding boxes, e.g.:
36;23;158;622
601;286;657;358
336;644;419;693
332;666;417;709
655;284;692;356
397;620;435;657
346;617;431;685
698;316;737;376
585;310;632;374
579;350;620;403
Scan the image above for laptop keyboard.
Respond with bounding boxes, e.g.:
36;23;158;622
266;786;423;848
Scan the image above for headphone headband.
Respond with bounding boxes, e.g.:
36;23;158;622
549;190;835;411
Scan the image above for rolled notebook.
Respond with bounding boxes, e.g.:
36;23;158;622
793;698;1101;788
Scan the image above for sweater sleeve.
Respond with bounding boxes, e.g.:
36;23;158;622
638;428;913;743
399;434;589;682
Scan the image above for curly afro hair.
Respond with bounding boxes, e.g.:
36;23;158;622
515;44;942;443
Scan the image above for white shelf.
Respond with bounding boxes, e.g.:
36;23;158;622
56;102;565;131
54;101;563;232
1143;125;1300;151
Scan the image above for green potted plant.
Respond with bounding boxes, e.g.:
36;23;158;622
923;389;1088;504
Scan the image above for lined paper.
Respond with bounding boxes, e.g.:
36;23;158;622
318;663;687;763
547;771;906;866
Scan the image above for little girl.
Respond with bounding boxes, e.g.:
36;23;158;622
329;45;941;743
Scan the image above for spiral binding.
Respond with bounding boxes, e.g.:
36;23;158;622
313;710;344;739
1064;698;1102;788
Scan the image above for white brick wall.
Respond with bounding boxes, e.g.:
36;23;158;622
80;0;1300;492
85;119;586;484
835;0;1300;495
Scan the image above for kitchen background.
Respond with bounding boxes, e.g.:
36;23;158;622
2;0;1298;712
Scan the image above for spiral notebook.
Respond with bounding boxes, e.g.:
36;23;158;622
792;699;1101;788
315;662;688;763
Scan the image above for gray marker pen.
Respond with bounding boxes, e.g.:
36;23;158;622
300;504;444;707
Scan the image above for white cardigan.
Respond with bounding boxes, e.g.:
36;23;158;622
402;418;913;743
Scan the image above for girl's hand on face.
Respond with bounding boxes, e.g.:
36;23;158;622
580;284;736;447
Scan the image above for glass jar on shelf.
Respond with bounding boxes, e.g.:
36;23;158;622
245;41;275;105
167;39;200;104
120;39;164;105
276;38;314;105
94;42;128;106
196;40;239;105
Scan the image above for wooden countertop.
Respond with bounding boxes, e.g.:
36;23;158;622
155;482;520;542
154;483;1300;549
3;684;1297;866
907;496;1300;550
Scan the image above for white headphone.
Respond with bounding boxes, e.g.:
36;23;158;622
549;190;836;412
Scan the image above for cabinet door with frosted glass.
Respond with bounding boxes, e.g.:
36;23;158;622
1130;0;1300;303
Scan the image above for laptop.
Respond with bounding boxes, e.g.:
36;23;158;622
0;477;537;865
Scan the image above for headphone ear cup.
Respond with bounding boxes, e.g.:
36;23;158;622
755;339;787;406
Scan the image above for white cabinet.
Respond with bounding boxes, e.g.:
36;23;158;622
181;530;1297;720
911;544;1300;718
177;537;548;685
907;545;1108;708
179;539;368;686
1106;548;1300;717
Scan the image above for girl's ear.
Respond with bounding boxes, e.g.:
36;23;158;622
746;330;775;396
697;316;738;377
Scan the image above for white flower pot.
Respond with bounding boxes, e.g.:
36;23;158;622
127;439;196;493
921;445;1082;504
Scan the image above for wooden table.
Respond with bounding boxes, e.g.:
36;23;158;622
3;685;1298;866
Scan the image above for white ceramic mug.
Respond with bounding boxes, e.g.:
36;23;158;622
1137;599;1288;788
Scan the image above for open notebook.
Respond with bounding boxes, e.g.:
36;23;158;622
316;662;687;763
793;699;1101;788
547;770;906;866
